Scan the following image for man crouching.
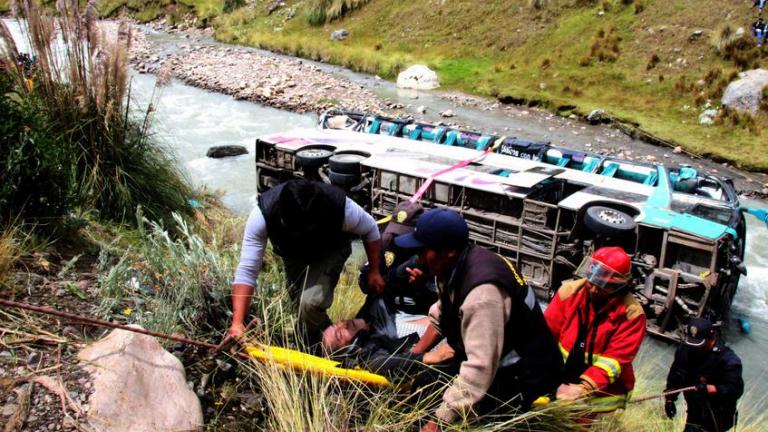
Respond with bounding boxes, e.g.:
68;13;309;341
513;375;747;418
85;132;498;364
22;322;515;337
398;208;563;432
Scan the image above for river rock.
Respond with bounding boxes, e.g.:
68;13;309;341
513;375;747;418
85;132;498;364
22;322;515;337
207;145;249;158
78;328;203;432
721;69;768;113
587;109;606;124
690;30;704;40
397;65;440;90
699;108;718;125
330;29;350;41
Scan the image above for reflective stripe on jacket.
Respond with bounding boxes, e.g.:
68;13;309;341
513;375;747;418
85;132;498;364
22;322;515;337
545;278;646;411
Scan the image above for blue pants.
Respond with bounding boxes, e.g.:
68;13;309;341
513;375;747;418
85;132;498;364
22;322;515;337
757;29;766;47
758;0;766;10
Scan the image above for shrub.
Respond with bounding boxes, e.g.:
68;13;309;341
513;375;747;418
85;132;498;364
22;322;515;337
0;73;71;225
1;0;193;229
646;53;660;70
223;0;244;13
587;27;621;63
306;0;371;25
529;0;552;10
761;87;768;112
714;107;761;134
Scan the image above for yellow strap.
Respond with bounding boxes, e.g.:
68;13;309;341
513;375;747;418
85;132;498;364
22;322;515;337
244;344;392;387
496;253;526;286
377;215;393;225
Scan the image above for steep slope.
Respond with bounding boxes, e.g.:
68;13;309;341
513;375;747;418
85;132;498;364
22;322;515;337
211;0;768;171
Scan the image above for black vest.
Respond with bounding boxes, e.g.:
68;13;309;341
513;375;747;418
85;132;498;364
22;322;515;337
258;181;347;262
439;246;563;377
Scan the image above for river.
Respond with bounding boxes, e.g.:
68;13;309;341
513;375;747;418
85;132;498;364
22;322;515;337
6;18;768;421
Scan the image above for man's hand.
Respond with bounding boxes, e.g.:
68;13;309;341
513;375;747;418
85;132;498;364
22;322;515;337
696;383;717;396
213;323;244;354
423;344;455;365
664;399;676;419
367;269;386;295
405;267;425;285
215;318;259;353
556;383;588;401
227;321;247;340
420;420;441;432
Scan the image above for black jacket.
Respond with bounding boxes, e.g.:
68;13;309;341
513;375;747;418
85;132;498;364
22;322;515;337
666;342;744;432
439;246;563;406
258;180;347;262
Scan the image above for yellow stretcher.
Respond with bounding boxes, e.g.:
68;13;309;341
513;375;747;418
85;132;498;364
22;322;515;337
245;344;392;387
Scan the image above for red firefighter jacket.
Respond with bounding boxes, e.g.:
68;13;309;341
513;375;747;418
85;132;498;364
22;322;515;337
544;278;646;412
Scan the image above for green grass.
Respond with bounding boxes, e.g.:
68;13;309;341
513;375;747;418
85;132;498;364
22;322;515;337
206;0;768;171
2;1;194;229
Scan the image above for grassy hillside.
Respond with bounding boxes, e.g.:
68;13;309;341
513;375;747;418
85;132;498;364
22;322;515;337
212;0;768;170
93;0;768;171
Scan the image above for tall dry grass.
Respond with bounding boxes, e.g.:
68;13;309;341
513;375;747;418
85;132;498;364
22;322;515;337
306;0;371;26
0;0;192;229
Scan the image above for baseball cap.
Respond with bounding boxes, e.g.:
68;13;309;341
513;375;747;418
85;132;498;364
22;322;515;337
383;201;424;236
394;208;469;250
684;318;714;347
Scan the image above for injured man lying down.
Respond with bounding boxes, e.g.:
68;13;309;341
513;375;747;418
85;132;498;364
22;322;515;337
321;296;454;379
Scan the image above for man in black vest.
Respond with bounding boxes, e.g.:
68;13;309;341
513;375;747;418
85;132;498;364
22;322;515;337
665;318;744;432
397;208;563;431
226;179;385;345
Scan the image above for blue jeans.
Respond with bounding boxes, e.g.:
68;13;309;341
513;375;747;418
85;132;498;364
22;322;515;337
757;29;766;47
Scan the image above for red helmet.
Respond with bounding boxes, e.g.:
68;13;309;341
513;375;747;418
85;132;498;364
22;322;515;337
577;247;632;291
592;247;631;275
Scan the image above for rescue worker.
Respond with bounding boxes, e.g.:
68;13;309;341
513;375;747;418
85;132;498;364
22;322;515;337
664;318;744;432
358;201;436;317
226;179;385;345
396;208;563;432
544;246;646;414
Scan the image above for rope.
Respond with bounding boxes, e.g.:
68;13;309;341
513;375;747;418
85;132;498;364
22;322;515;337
629;386;697;403
0;298;250;360
409;136;506;203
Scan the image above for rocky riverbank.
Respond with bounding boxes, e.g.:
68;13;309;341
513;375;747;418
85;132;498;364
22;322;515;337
126;23;395;115
119;21;768;198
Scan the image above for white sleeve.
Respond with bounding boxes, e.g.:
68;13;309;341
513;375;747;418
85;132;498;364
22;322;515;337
341;198;381;242
233;206;268;287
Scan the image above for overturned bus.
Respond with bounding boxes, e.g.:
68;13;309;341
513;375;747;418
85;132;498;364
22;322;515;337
253;110;754;341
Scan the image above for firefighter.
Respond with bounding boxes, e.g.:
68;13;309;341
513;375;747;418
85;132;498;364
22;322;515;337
396;208;563;432
664;318;744;432
226;179;385;346
544;246;646;413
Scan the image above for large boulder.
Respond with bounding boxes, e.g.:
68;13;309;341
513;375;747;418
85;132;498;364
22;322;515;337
206;145;248;158
396;65;440;90
721;69;768;113
78;328;203;432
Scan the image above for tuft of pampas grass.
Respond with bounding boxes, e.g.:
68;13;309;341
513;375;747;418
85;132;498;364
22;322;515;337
0;0;192;228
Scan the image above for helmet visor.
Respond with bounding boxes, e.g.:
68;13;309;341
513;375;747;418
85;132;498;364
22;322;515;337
576;256;631;291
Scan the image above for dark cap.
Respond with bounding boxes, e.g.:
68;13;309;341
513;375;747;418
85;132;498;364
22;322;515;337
383;201;424;236
394;208;469;250
684;318;714;347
